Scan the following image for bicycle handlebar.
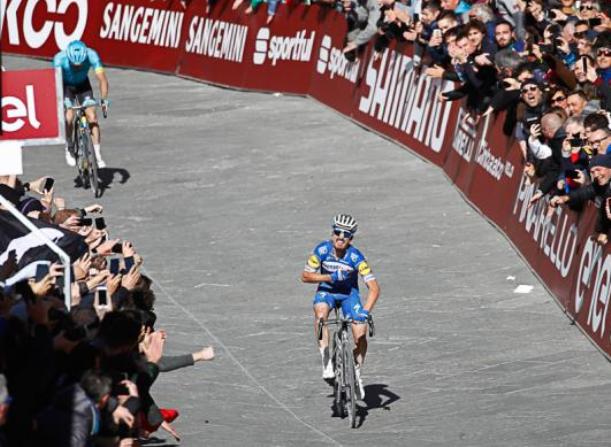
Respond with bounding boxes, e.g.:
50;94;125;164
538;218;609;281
68;100;108;119
317;315;375;340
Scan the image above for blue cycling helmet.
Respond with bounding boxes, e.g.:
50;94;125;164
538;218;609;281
66;40;88;65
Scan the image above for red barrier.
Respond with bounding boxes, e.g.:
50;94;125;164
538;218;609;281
1;68;65;145
3;0;611;358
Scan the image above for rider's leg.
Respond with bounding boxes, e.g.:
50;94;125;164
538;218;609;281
351;323;368;367
85;107;105;168
313;292;334;378
64;108;76;166
313;303;331;350
345;291;367;398
65;108;75;144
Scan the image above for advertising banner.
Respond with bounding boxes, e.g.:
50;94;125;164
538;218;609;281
0;68;64;145
5;0;611;358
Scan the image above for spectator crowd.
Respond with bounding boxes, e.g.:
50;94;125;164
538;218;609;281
0;176;215;446
1;0;610;444
323;0;611;242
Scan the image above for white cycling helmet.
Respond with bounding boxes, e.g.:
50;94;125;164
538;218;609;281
332;214;358;233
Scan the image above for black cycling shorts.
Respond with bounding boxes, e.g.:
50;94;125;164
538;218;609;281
63;79;94;107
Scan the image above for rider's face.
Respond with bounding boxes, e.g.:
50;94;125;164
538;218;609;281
332;230;352;251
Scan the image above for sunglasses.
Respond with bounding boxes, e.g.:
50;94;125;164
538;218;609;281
521;85;539;94
333;229;354;239
580;5;595;10
551;95;566;103
597;49;611;57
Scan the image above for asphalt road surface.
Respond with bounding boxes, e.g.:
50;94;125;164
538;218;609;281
6;55;611;446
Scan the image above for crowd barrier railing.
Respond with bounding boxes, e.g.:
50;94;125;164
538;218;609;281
3;0;610;357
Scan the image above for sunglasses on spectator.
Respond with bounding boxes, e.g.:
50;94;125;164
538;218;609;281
551;95;566;103
333;229;354;239
521;86;539;94
597;48;611;57
580;5;595;10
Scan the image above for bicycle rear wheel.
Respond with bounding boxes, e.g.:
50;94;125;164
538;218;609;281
343;337;357;428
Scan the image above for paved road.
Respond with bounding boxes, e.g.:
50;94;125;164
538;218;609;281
6;55;611;446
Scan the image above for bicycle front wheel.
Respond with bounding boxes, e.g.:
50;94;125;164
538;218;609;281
82;130;100;198
343;339;357;428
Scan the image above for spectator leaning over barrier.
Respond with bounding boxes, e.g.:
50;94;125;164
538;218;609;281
527;111;567;207
0;175;216;445
342;0;382;61
551;154;611;243
559;115;590;194
373;0;412;57
516;78;548;160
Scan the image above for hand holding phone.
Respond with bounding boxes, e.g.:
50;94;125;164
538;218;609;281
43;177;55;192
35;264;50;282
108;256;121;275
96;287;109;307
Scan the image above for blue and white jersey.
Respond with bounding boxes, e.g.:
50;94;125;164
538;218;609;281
53;48;104;86
304;240;375;295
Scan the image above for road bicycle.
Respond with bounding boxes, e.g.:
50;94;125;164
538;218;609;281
318;306;374;428
68;100;106;198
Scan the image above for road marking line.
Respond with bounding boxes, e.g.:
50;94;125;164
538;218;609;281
147;271;342;446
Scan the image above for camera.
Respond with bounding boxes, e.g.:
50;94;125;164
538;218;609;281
569;137;584;147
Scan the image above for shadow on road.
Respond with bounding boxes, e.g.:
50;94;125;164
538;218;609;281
140;436;178;447
355;384;400;428
73;167;131;197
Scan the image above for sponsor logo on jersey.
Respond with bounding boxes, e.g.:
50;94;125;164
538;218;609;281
307;255;320;269
252;27;315;66
358;261;371;276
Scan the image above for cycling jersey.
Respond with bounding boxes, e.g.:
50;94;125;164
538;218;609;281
304;240;375;296
53;49;104;87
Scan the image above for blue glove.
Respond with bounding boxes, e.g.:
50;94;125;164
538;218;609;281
353;308;369;323
330;269;350;283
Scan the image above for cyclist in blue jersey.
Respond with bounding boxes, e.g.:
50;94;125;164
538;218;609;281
302;214;380;399
53;40;109;168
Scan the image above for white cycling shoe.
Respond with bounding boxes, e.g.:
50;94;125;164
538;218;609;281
320;347;335;379
355;365;365;400
322;361;335;379
65;146;76;167
93;146;106;169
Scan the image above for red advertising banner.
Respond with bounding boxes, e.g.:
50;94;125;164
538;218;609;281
0;68;64;145
4;0;611;358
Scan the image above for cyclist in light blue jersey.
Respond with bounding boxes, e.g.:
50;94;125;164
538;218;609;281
302;214;380;399
53;40;109;168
